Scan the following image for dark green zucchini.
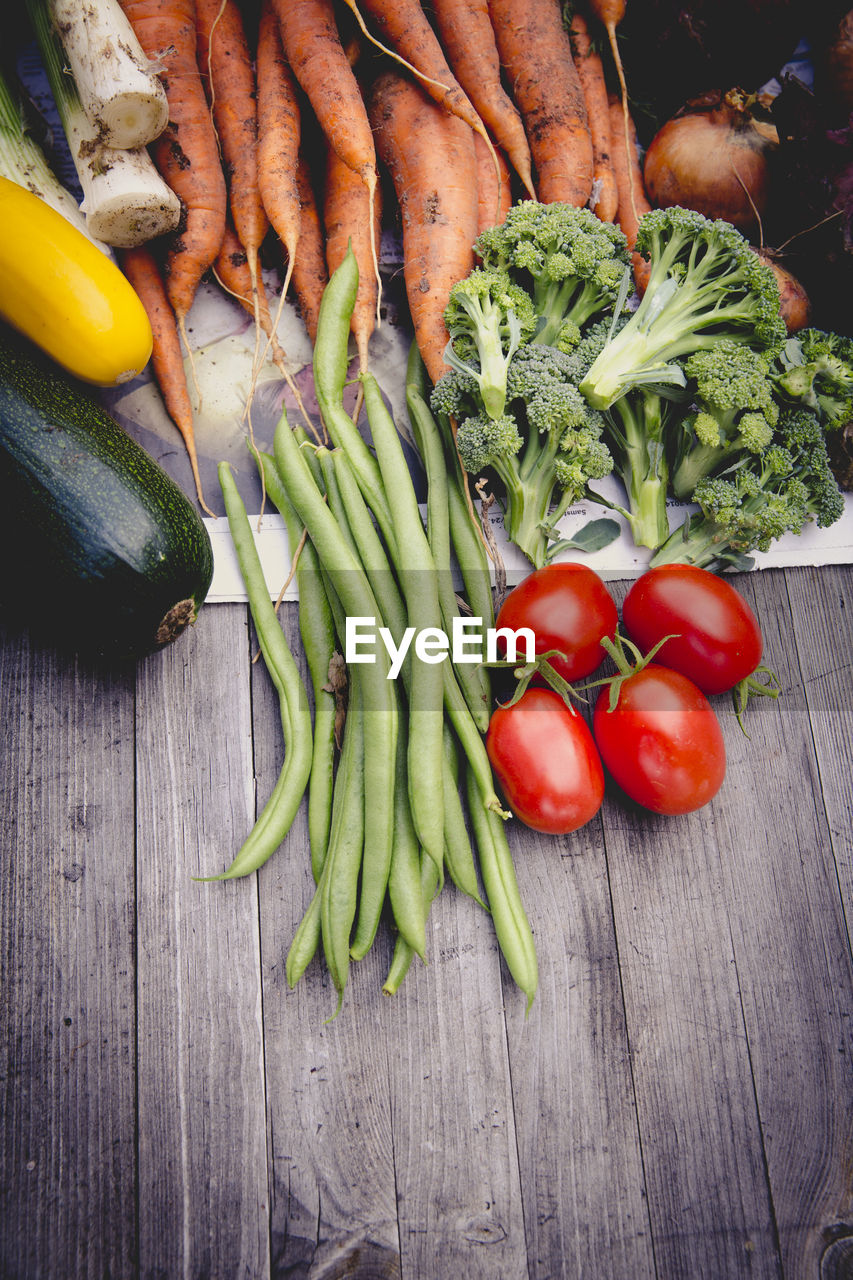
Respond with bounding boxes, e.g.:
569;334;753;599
0;327;214;659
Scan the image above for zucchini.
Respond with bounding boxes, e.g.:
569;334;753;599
0;327;213;658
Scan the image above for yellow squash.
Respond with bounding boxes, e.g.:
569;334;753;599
0;176;153;386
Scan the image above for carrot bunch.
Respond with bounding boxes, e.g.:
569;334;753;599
109;0;654;510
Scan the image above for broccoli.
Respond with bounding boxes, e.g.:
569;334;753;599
578;207;787;410
474;200;632;350
442;267;538;420
434;344;614;568
670;341;780;499
650;408;845;570
773;328;853;431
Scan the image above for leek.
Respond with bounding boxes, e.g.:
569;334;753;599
0;62;113;256
49;0;169;149
25;0;181;248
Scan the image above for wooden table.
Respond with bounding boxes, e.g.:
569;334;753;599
2;563;852;1280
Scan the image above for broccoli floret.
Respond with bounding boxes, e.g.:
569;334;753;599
650;407;845;570
451;343;614;567
475;200;632;348
774;328;853;430
442;267;537;420
670;341;780;498
579;207;787;410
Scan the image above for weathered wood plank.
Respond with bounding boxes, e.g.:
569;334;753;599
382;870;529;1279
504;814;655;1280
0;627;137;1280
714;568;853;1279
591;578;780;1280
252;604;403;1280
134;604;270;1279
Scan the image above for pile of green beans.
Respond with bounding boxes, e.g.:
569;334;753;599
215;247;538;1013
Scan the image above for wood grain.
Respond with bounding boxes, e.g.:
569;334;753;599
1;565;852;1279
0;628;136;1280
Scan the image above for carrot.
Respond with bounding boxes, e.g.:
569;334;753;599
195;0;268;306
291;153;329;346
323;137;383;375
487;0;593;207
342;0;501;201
120;244;214;517
587;0;632;214
256;0;302;283
214;223;320;441
428;0;535;198
607;95;652;294
368;68;478;389
474;130;512;235
272;0;381;308
569;8;618;223
119;0;227;346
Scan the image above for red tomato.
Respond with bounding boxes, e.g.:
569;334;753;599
592;664;726;815
495;563;618;682
622;565;763;696
487;687;605;835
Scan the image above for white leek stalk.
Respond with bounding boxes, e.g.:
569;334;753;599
0;64;114;256
49;0;169;149
27;0;181;248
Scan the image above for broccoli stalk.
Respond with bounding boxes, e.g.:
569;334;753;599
651;408;845;570
443;268;537;420
579;208;787;410
474;200;631;352
670;341;780;499
599;391;675;548
432;345;614;568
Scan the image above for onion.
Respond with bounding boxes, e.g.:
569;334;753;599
643;88;779;234
756;250;812;335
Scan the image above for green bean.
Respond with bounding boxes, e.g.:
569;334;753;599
388;720;428;961
286;886;322;988
360;371;446;887
405;343;492;733
465;767;538;1011
442;659;508;819
382;851;440;997
257;451;338;883
201;464;313;881
273;410;398;961
312;248;397;559
441;727;486;908
319;673;365;1013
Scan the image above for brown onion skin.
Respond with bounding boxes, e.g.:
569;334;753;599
643;90;778;234
758;251;812;334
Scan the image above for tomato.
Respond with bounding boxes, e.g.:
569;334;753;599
486;687;605;835
495;562;618;682
592;664;726;815
622;565;763;696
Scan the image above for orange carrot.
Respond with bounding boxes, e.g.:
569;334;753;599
323;138;383;374
488;0;593;207
607;95;652;294
474;130;512;235
256;0;302;280
195;0;268;299
214;223;320;439
291;154;329;345
120;244;213;517
428;0;534;198
272;0;380;303
368;68;478;389
120;0;227;342
343;0;500;192
587;0;632;204
569;9;618;223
